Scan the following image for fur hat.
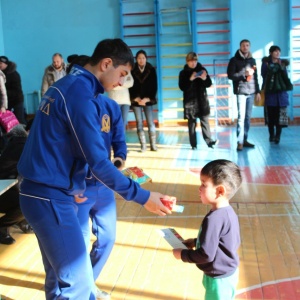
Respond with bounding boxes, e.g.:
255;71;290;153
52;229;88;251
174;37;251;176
6;124;28;138
0;56;9;64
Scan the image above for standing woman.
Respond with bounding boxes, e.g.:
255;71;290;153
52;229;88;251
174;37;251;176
0;69;7;113
179;52;218;149
129;50;158;151
0;56;26;124
261;45;292;144
108;72;134;130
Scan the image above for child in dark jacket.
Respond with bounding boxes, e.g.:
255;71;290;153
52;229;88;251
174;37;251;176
173;159;242;300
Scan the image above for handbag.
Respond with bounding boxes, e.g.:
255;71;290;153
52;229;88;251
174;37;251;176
279;107;288;128
255;90;265;106
0;110;20;132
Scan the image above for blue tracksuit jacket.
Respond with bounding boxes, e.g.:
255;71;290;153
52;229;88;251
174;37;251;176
17;65;149;204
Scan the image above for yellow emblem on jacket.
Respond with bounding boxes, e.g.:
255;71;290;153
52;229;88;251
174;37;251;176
101;114;110;133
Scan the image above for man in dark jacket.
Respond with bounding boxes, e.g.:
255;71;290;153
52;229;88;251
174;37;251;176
227;39;261;151
0;56;26;124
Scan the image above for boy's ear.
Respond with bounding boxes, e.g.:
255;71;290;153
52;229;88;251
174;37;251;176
216;185;226;197
99;58;113;72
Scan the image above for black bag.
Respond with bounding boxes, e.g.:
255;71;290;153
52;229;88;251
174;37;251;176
279;107;288;128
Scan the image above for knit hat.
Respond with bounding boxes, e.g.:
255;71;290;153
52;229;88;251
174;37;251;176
0;56;9;64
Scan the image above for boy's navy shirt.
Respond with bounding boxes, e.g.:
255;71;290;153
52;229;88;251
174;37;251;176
181;206;240;278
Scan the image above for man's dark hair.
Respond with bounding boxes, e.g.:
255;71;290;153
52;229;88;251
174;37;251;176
201;159;242;200
240;39;251;46
269;45;281;54
90;38;134;69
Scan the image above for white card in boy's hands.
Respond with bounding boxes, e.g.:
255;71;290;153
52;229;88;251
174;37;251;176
158;228;188;249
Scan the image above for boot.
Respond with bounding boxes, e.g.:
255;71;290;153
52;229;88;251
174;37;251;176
149;132;157;151
0;227;16;245
17;220;34;233
138;131;147;152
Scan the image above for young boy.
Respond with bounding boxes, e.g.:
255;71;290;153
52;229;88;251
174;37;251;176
173;159;242;300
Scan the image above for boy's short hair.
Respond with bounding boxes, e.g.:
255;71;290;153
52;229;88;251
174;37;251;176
89;38;134;69
186;52;198;62
201;159;242;200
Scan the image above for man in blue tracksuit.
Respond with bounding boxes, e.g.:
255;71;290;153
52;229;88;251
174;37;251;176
17;39;170;300
76;93;127;300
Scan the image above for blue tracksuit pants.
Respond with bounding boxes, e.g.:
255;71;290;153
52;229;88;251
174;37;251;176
19;180;96;300
76;184;116;281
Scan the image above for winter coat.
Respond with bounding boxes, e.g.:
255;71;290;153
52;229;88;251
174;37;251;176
129;62;157;106
0;70;7;109
179;62;212;119
0;125;27;179
2;62;24;107
108;73;134;106
261;56;291;107
41;63;67;95
227;50;260;95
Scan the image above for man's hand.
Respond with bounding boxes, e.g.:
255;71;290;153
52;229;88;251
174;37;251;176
255;93;261;102
173;248;183;259
245;68;254;76
143;192;172;216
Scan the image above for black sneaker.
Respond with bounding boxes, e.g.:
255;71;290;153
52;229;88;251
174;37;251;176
243;140;255;148
208;140;219;149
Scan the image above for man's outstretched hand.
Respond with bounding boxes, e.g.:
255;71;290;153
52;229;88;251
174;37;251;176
143;192;172;216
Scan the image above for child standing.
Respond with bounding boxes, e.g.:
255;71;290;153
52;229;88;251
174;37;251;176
173;159;242;300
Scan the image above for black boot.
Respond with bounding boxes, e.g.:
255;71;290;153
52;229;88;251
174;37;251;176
138;131;147;152
149;132;157;151
269;135;275;142
275;127;281;144
17;220;34;233
0;227;16;245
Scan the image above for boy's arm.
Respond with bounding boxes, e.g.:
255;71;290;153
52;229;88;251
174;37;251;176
180;217;221;265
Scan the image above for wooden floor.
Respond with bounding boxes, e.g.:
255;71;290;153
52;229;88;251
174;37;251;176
1;125;300;300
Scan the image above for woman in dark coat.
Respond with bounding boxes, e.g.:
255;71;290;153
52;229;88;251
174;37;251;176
129;50;158;152
0;56;26;124
179;52;218;149
261;45;292;144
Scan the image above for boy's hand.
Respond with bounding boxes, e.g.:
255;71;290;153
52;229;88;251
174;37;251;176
173;248;183;259
183;238;196;249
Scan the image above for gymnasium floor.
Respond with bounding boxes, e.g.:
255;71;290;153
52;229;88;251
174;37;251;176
0;124;300;300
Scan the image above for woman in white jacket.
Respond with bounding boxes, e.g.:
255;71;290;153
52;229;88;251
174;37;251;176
108;72;134;129
0;70;7;113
